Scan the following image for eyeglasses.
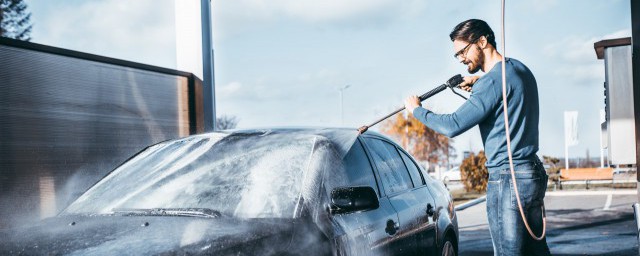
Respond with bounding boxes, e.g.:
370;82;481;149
453;41;475;59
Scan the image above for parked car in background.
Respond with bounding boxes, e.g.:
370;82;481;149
0;128;458;256
613;167;636;175
441;167;462;183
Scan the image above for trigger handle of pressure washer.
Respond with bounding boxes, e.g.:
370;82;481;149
446;74;464;88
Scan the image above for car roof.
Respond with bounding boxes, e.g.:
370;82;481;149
164;127;391;158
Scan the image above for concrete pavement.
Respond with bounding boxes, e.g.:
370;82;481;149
456;189;639;255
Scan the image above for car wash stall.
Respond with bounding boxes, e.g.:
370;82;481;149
0;37;206;228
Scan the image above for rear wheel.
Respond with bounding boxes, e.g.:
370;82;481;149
440;237;456;256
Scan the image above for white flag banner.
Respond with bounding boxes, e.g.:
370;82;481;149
564;111;579;146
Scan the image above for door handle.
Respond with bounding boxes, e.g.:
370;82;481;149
385;219;399;235
426;204;435;217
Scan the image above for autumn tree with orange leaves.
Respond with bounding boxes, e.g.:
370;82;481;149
382;112;454;167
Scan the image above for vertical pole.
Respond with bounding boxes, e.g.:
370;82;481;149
631;0;640;183
600;109;606;168
600;124;605;168
564;111;570;170
201;0;216;131
565;141;569;170
630;1;640;253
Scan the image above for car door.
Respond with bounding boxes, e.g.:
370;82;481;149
330;138;401;255
361;137;419;255
397;148;438;255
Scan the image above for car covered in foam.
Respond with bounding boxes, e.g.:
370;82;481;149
0;128;458;255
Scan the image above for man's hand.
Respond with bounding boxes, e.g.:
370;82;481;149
458;75;480;92
404;95;422;113
357;126;369;134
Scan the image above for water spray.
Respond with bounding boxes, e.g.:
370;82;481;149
357;74;465;134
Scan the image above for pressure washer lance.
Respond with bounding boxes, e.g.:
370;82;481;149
357;74;465;134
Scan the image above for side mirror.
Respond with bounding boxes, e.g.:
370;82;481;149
329;186;379;215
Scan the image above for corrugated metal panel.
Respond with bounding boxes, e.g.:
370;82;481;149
0;40;202;228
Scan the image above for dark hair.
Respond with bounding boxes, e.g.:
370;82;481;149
449;19;497;49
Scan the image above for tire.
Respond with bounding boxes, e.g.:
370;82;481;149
439;236;456;256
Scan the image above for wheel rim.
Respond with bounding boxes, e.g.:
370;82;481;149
442;241;455;256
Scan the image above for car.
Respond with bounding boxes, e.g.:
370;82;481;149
0;128;458;256
613;167;636;175
441;167;462;183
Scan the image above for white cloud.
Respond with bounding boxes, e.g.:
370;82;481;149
553;63;604;85
602;29;633;40
217;69;345;102
218;0;426;23
31;0;176;68
274;0;420;23
217;81;243;98
542;29;630;86
213;0;428;39
543;29;631;63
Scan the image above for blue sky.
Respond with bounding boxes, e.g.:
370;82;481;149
25;0;632;162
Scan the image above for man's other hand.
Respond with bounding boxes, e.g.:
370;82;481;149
404;95;422;113
459;75;480;92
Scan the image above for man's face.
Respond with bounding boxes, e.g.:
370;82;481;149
453;39;483;74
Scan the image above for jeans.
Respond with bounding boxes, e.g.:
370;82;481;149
486;158;551;256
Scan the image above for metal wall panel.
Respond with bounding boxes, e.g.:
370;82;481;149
604;45;636;166
0;40;203;228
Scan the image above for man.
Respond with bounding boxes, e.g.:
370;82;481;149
404;19;551;255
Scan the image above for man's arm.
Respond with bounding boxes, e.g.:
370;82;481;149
406;77;499;138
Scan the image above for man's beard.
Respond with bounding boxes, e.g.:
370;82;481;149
467;46;484;74
468;63;481;74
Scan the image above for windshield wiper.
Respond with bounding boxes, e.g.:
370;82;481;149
112;208;223;218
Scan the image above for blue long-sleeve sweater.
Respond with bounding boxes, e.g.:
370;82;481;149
412;58;539;172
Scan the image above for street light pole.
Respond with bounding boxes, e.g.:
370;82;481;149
338;85;351;126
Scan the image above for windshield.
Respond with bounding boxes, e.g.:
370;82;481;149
63;132;320;218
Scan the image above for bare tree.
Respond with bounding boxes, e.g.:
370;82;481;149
0;0;32;41
215;115;239;130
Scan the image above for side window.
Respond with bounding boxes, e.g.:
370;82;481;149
399;150;425;187
343;140;379;194
363;138;413;195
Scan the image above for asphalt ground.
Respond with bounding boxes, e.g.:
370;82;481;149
456;189;639;256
